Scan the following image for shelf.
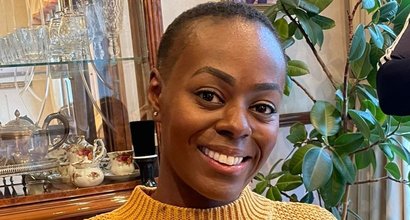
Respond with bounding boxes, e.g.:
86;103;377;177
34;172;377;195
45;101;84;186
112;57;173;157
0;180;139;219
0;56;142;69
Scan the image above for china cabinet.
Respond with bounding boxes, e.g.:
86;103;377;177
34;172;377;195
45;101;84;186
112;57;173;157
0;0;162;218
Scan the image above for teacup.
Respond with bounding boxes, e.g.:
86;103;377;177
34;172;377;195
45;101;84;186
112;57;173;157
107;150;135;175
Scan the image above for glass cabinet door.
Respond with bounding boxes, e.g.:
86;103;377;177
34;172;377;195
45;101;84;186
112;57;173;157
0;0;157;153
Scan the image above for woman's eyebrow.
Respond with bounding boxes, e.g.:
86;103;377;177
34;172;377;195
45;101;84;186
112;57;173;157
192;66;236;86
253;83;281;92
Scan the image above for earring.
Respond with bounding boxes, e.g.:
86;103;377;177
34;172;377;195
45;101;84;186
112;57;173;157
153;111;158;117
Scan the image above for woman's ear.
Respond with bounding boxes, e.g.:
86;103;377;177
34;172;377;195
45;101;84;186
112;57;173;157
148;68;163;121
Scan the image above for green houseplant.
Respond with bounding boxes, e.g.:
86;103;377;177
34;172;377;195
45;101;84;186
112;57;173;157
252;0;410;219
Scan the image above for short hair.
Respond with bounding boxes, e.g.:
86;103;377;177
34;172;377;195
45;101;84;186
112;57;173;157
157;2;282;78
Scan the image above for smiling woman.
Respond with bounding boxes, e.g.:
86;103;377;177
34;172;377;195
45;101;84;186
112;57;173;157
89;2;335;219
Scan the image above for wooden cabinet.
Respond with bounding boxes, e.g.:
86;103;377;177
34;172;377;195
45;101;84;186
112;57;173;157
0;0;162;218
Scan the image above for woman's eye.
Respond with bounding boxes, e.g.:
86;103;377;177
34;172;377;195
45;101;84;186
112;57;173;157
196;90;223;103
250;103;276;115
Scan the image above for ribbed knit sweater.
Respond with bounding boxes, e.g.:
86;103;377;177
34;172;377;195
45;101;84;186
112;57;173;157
89;185;336;219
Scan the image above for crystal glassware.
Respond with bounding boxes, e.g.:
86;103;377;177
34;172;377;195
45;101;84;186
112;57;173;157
102;0;124;58
85;0;107;60
58;1;89;61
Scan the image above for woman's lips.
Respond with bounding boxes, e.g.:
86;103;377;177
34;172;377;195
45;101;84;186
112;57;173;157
200;146;244;165
199;146;249;175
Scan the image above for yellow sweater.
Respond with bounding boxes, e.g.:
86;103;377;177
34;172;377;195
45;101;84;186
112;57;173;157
90;185;336;220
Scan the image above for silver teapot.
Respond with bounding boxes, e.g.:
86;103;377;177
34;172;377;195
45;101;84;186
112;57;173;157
0;110;69;165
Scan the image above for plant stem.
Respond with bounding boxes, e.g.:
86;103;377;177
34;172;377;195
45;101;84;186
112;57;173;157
350;140;380;155
290;77;316;102
341;2;362;219
353;176;410;185
341;185;351;220
280;3;337;90
349;124;399;156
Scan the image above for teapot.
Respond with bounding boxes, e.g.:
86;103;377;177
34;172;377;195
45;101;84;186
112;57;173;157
0;110;69;164
65;135;106;164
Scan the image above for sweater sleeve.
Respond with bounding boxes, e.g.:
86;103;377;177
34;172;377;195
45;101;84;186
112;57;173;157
377;13;410;116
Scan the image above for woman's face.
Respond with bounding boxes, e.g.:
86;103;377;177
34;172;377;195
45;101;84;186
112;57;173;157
151;18;285;206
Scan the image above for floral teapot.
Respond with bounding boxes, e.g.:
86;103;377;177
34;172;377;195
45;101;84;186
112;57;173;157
65;135;106;164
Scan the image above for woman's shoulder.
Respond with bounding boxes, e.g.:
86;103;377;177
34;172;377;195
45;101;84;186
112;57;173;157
271;200;336;219
250;190;336;219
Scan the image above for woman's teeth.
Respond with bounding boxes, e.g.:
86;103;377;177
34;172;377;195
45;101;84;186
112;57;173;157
202;147;243;166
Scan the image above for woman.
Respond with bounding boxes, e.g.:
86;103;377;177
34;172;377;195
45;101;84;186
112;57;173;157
91;2;335;219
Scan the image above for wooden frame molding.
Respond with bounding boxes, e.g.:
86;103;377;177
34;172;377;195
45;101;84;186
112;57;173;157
143;0;164;69
279;112;311;127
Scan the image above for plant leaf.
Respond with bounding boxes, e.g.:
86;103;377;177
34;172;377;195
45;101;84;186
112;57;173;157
298;0;320;13
290;144;316;175
355;84;379;106
408;170;410;183
304;0;333;12
331;152;357;184
276;173;303;191
320;170;346;207
264;4;279;22
281;0;299;9
266;186;282;201
362;0;376;10
379;143;394;161
300;191;314;203
355;149;374;170
266;171;285;181
372;10;381;24
387;141;410;164
393;4;410;33
287;60;310;76
385;162;401;179
254;172;265;181
309;19;324;48
310;101;341;137
274;18;289;40
351;43;373;80
379;1;399;22
282;37;296;49
311;14;335;30
348;110;371;139
332;207;342;220
334;133;365;155
284;75;292;96
287;122;308;143
368;24;384;49
281;159;292;172
349;24;366;62
378;24;397;38
302;147;333;191
254;180;269;194
294;10;316;45
294;27;304;40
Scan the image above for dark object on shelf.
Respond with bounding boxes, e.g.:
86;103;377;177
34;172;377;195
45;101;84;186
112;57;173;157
257;0;267;3
129;120;156;156
130;120;157;187
133;155;157;187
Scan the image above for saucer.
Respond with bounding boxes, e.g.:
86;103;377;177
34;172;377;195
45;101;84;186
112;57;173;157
104;170;140;182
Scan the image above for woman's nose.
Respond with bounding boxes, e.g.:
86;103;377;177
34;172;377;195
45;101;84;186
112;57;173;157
215;105;251;139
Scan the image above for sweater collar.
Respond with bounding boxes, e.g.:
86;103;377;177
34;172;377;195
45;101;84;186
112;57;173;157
124;185;273;219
